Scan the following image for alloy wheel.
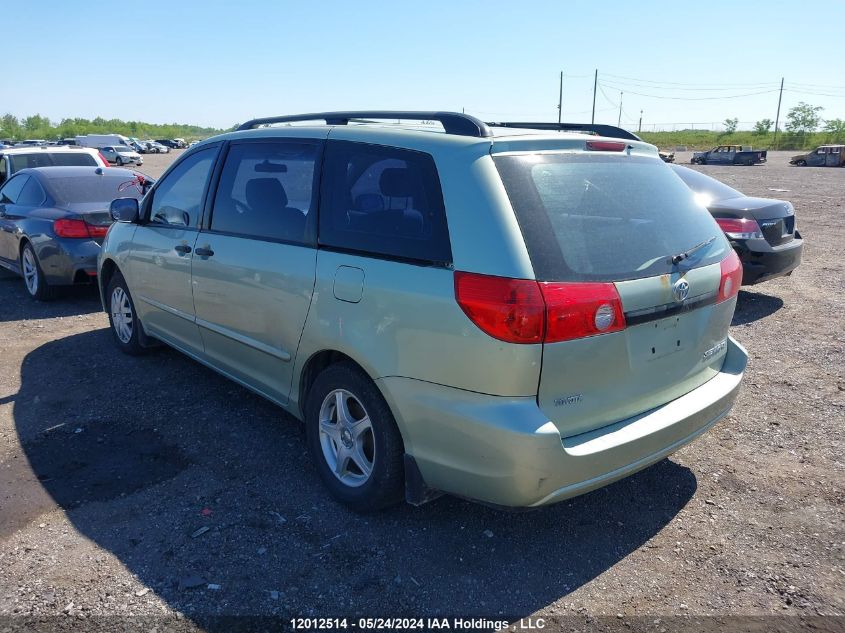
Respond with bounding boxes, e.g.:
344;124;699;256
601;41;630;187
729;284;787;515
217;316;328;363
22;248;38;296
318;389;375;487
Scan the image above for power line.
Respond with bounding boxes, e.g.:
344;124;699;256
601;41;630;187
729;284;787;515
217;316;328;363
599;72;780;88
598;81;780;100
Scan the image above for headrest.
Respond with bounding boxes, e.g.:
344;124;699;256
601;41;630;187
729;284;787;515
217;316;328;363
245;178;288;208
379;168;414;198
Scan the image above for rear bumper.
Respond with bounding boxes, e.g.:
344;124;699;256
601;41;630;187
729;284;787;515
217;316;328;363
378;337;748;508
735;232;803;285
37;237;100;286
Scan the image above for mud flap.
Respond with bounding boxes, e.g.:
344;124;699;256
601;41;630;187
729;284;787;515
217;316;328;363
404;454;443;506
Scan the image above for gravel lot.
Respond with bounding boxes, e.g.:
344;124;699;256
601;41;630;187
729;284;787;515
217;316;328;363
0;150;842;630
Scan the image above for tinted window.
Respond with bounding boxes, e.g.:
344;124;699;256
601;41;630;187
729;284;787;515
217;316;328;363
9;152;97;173
0;175;27;204
47;174;144;204
319;141;451;264
211;141;317;244
494;154;728;282
148;147;216;227
670;164;743;202
17;177;46;206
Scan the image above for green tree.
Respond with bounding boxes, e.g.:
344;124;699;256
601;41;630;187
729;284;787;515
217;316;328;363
785;102;823;135
822;118;845;142
753;118;773;135
722;118;739;135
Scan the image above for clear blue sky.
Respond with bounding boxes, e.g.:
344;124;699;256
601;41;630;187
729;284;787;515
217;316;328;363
6;0;845;131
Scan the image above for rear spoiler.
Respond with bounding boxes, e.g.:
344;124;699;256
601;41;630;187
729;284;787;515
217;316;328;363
486;121;642;142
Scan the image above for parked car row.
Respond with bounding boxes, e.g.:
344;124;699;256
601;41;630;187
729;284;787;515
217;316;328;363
130;140;171;154
1;112;804;513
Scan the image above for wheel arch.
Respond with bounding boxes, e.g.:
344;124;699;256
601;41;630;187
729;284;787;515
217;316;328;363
297;349;378;420
98;257;120;308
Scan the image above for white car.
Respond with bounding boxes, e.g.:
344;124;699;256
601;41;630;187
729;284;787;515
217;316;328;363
0;146;108;186
99;146;143;166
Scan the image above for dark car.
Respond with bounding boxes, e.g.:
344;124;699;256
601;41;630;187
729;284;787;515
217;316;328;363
691;145;767;166
671;164;802;285
0;166;149;300
789;144;844;167
155;139;179;149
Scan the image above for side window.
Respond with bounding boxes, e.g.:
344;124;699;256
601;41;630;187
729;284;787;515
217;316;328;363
210;141;317;244
16;177;46;206
148;147;216;228
319;141;452;264
817;148;827;155
0;157;6;184
0;175;28;204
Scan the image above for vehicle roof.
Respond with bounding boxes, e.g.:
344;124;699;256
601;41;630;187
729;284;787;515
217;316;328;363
0;146;99;155
15;166;137;180
197;124;659;159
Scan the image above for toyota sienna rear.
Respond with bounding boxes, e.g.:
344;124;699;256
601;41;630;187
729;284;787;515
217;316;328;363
99;112;747;511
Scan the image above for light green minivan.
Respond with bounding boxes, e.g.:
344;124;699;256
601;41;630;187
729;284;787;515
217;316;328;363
99;112;747;511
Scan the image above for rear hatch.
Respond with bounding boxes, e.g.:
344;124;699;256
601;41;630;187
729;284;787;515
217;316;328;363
494;150;738;437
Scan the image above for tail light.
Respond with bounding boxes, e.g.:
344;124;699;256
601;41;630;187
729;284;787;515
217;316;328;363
454;272;626;344
97;150;110;166
453;273;545;343
717;250;743;303
716;217;762;240
540;282;626;342
53;218;109;239
586;140;627;152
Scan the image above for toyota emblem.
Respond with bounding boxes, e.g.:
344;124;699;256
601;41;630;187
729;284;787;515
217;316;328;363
672;278;690;302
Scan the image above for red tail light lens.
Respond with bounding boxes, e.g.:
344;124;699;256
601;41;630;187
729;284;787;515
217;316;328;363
53;218;109;239
586;140;627;152
454;272;626;344
97;151;110;166
718;250;743;303
454;272;545;343
53;218;91;238
540;282;626;343
715;217;762;240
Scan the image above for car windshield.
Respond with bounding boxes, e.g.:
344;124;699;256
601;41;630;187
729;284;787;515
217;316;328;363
115;146;133;153
9;152;98;173
494;153;728;282
46;174;143;204
670;165;743;203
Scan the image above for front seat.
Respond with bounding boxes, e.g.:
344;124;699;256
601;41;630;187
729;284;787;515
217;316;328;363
245;177;306;242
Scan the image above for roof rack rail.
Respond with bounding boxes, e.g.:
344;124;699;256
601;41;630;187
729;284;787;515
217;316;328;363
486;121;642;142
236;111;493;138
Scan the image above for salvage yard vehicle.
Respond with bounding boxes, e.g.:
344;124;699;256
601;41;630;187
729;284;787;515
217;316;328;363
658;149;675;163
789;144;844;167
0;166;147;300
0;145;108;186
99;111;747;511
99;145;143;166
671;165;803;285
691;145;767;166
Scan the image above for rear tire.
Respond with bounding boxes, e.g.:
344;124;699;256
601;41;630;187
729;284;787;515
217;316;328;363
305;362;405;512
20;243;54;301
106;272;146;355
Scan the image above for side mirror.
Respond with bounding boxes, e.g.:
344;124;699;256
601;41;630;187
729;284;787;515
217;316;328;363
110;197;140;223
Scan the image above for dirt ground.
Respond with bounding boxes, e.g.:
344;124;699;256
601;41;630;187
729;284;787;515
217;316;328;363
0;149;842;630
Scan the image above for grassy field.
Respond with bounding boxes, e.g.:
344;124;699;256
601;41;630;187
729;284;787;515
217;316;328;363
638;129;845;151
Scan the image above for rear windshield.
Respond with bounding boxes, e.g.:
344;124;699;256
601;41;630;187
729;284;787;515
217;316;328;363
46;175;143;204
670;164;743;202
9;152;97;173
494;154;728;282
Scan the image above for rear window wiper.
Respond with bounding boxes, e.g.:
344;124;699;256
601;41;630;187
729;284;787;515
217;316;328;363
669;236;716;265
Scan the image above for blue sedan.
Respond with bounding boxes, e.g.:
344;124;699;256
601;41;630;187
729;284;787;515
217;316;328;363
0;166;150;300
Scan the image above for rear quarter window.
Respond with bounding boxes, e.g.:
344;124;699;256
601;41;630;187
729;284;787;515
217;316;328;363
319;141;451;265
494;153;728;282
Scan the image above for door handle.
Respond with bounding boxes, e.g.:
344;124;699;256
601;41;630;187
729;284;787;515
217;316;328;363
174;244;192;254
195;247;214;257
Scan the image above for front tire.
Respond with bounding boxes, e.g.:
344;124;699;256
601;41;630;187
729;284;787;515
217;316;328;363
305;362;405;512
20;243;53;301
796;160;806;167
106;272;146;355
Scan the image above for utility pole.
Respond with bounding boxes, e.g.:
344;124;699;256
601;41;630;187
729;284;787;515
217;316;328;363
773;77;784;150
617;91;623;127
638;110;643;133
591;69;598;124
557;71;563;124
